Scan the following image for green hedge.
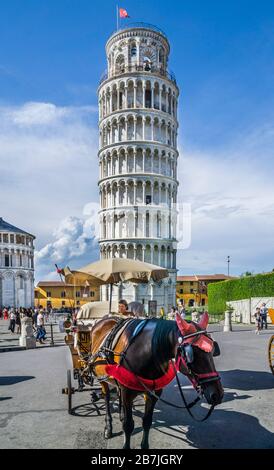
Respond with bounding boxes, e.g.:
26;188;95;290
208;273;274;315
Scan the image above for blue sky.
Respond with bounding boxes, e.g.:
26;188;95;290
1;0;274;281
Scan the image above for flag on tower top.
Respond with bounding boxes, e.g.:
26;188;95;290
120;8;130;18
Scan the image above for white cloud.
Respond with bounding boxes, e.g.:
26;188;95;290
7;102;69;126
177;136;274;275
0;100;99;245
34;201;101;280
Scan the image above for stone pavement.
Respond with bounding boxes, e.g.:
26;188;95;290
0;323;274;449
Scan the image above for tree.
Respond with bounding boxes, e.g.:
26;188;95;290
240;271;253;277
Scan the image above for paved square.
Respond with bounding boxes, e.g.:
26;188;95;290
0;323;273;449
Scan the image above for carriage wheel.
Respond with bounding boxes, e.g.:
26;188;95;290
67;369;72;414
268;335;274;375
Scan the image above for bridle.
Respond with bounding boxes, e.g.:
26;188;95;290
176;329;220;389
120;326;221;422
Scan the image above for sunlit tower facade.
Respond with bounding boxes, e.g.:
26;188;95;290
98;23;179;313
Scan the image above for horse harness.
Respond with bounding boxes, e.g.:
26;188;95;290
89;318;221;422
88;317;148;370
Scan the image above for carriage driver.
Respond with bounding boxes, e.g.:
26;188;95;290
118;299;135;317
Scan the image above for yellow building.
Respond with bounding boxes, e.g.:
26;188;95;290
176;274;237;307
35;281;100;310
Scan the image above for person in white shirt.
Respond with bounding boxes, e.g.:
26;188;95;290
36;311;46;343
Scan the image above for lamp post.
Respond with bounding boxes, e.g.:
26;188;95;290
227;256;230;276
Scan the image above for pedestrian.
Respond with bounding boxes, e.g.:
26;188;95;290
36;309;47;344
3;307;9;320
253;307;262;334
8;309;16;333
15;309;21;334
168;306;177;320
260;303;268;330
178;299;186;319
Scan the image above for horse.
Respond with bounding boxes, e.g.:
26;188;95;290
89;311;224;449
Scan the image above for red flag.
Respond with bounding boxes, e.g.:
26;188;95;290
55;264;64;275
120;8;129;18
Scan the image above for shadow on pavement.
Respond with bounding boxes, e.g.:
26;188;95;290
71;402;106;418
220;369;274;391
0;376;35;386
154;408;274;449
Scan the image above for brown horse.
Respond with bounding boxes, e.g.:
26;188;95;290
89;312;224;449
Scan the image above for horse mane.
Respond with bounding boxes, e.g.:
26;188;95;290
151;319;178;365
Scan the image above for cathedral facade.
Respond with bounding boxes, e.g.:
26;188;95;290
0;218;35;308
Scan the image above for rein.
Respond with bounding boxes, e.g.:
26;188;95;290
121;355;216;422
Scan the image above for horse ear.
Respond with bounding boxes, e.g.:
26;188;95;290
198;311;209;330
176;313;196;335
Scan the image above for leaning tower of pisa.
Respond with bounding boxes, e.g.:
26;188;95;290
98;23;179;313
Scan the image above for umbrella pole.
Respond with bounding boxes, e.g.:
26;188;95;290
109;283;113;315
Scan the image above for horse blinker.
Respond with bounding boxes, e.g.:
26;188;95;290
183;344;194;364
213;341;220;357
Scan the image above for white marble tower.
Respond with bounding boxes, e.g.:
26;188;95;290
98;23;179;313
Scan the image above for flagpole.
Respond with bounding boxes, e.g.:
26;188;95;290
116;4;119;30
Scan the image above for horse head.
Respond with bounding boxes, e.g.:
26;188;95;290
175;312;224;406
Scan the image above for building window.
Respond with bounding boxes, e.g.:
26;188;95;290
3;234;8;243
76;300;80;306
131;46;137;57
0;234;2;242
76;291;81;298
190;289;194;294
46;292;51;298
145;89;151;107
179;289;183;294
5;254;9;267
19;255;22;266
190;281;194;286
10;234;14;243
19;276;24;289
62;301;66;306
61;291;66;298
90;291;95;297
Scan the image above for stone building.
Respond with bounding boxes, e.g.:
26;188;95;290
97;23;179;313
0;218;35;308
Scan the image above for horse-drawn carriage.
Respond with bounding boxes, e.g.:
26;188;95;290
62;301;117;414
60;258;224;448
